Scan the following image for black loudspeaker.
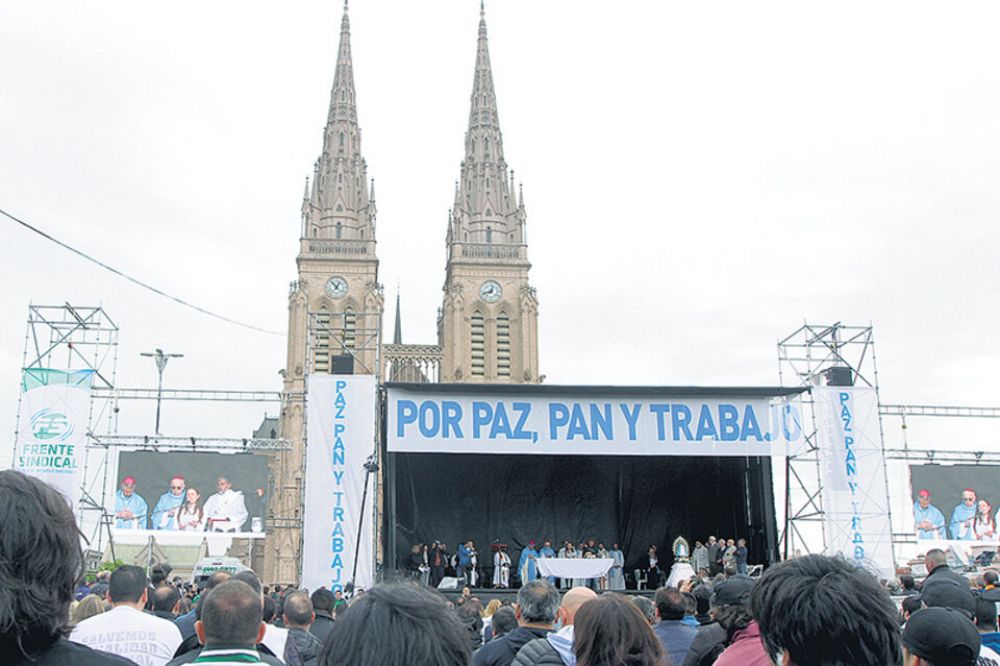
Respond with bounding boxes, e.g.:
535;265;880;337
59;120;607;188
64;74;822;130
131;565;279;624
823;366;854;387
332;354;354;375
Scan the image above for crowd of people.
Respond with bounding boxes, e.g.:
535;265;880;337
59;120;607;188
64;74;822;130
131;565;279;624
9;467;1000;666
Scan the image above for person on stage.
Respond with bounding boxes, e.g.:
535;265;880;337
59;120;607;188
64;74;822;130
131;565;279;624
706;536;722;576
735;538;749;575
419;543;431;586
407;543;424;580
538;540;557;585
457;540;477;587
114;476;148;529
607;542;626;591
596;542;610;591
493;544;511;589
975;499;997;541
692;540;709;573
558;541;577;589
950;488;978;540
203;476;249;533
913;489;946;540
429;541;447;588
646;544;660;589
176;487;205;531
519;540;540;585
151;476;186;530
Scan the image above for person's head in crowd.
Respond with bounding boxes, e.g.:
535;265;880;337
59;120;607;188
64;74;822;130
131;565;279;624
491;606;517;639
262;595;277;623
178;597;193;615
195;571;233;619
630;595;657;625
710;575;755;640
979;498;994;520
573;593;664;666
901;596;923;624
559;587;598;628
751;554;901;666
216;477;232;494
984;570;999;589
918;489;932;509
962;488;977;507
195;580;265;649
692;582;713;620
72;594;107;625
723;565;737;578
312;588;335;616
318;583;469;666
681;591;696;617
515;580;561;627
0;471;84;660
737;538;746;548
231;570;263;596
456;602;483;646
483;598;502;618
975;597;998;633
900;574;917;592
283;591;315;630
925;548;948;573
462;586;472;598
153;585;180;615
151;563;173;587
108;565;149;608
921;580;977;618
903;607;980;666
654;586;686;621
727;539;735;547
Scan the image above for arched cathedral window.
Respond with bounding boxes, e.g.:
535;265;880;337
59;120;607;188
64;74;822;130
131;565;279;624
497;312;511;378
470;312;485;377
315;307;331;373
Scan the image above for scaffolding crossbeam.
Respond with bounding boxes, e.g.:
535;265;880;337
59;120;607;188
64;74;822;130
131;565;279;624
87;434;292;451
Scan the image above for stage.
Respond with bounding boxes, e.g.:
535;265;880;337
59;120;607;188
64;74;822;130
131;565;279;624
382;383;793;582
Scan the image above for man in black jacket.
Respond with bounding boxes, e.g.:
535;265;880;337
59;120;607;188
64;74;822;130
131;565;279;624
284;592;323;666
706;537;722;576
473;580;560;666
309;589;336;644
921;548;970;589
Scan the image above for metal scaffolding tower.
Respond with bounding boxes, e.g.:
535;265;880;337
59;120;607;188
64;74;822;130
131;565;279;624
776;322;889;559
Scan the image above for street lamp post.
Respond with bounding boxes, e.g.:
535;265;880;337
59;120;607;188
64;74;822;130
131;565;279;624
140;348;183;435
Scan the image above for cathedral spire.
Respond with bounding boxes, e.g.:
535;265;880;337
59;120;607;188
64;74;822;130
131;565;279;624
449;3;524;248
301;1;374;244
393;287;403;345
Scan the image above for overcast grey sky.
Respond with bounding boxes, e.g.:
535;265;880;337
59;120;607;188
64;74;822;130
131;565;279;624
1;0;997;473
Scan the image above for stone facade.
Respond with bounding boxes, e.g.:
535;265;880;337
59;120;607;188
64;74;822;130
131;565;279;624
264;3;537;584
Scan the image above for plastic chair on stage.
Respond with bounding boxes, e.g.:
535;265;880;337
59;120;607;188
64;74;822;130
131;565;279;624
634;569;648;591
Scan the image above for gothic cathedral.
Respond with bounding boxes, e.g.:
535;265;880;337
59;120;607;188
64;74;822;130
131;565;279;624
266;2;538;582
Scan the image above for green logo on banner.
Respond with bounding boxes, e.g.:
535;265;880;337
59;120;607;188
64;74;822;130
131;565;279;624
30;408;73;441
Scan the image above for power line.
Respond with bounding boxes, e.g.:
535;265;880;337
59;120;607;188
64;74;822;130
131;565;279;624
1;206;283;336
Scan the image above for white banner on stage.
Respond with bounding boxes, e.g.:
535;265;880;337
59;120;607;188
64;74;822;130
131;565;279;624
814;386;894;577
387;387;803;456
301;375;377;593
14;369;94;509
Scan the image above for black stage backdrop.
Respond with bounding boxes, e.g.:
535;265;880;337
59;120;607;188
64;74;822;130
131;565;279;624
388;453;776;580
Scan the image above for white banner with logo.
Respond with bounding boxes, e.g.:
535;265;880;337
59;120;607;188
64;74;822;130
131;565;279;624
301;375;376;593
387;387;803;456
814;386;894;577
14;369;94;509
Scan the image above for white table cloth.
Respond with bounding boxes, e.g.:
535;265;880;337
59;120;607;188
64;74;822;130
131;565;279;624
537;557;613;579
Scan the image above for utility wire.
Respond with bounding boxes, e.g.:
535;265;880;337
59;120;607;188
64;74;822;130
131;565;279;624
1;206;283;336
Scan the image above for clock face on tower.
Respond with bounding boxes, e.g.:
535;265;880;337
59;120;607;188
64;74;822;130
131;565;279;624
325;276;348;299
479;280;502;303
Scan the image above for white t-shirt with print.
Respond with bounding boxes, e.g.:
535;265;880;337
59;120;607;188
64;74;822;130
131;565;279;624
70;605;182;666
